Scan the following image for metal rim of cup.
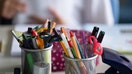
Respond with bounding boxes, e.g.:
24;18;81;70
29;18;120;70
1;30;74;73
20;44;53;52
64;55;98;61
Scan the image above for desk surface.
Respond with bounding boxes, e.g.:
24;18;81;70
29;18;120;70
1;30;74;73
0;24;132;74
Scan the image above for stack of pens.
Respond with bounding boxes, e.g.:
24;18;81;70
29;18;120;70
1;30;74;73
11;19;57;49
56;26;105;59
55;26;105;74
11;19;60;74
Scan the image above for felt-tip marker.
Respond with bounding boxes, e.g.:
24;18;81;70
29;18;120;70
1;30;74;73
91;26;99;37
97;31;105;43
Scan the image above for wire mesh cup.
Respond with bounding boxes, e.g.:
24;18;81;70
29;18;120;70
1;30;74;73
64;55;98;74
21;44;53;74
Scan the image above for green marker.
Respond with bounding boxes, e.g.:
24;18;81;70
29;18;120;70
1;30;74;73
27;53;34;73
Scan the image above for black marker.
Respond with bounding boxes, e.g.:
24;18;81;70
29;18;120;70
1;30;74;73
48;21;51;33
27;27;32;33
91;26;99;37
97;31;105;43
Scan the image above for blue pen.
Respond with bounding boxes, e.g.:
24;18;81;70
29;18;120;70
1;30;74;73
74;34;85;59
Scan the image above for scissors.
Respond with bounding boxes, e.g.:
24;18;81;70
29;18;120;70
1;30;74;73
88;36;103;55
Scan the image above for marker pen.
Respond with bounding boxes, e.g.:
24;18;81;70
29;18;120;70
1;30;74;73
97;31;105;43
91;26;99;37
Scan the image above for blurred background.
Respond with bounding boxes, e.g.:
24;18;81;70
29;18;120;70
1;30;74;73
119;0;132;23
1;0;132;25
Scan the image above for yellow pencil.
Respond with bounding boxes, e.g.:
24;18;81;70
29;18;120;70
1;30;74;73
60;41;69;57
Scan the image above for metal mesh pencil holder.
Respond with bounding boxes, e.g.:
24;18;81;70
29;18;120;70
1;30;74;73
21;44;53;74
64;54;98;74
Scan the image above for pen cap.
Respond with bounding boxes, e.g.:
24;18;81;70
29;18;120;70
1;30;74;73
91;26;99;37
48;21;51;32
70;31;74;37
97;31;105;43
68;40;73;48
31;30;38;37
28;27;32;33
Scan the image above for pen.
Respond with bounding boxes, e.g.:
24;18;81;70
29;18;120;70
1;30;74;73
33;26;40;31
27;53;34;73
27;27;32;34
97;31;105;43
61;27;67;36
11;30;23;45
74;34;85;59
36;36;44;49
61;27;69;40
52;28;69;56
57;30;81;74
32;37;38;49
68;40;76;58
91;26;99;37
31;30;38;37
60;40;69;57
48;21;51;33
37;28;48;33
70;31;81;59
60;34;81;74
70;31;87;74
50;22;56;34
60;33;74;58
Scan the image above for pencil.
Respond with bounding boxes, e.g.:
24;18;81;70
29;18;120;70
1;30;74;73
60;33;73;58
60;41;69;57
70;31;87;74
70;31;81;59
